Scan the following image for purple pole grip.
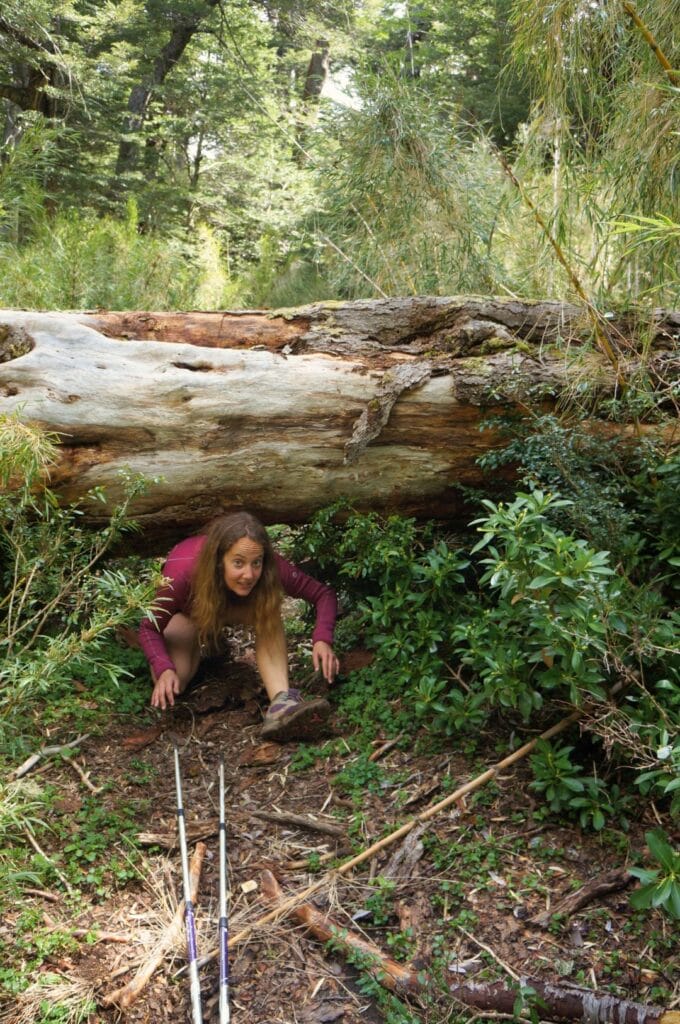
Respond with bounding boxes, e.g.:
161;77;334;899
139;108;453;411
185;902;198;961
219;918;229;984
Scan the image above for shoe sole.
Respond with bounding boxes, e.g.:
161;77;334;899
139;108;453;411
261;698;331;742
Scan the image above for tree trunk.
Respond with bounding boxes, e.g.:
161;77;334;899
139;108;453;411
295;39;330;161
114;0;220;179
0;298;676;552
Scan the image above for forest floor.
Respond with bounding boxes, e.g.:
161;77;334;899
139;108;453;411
3;641;679;1024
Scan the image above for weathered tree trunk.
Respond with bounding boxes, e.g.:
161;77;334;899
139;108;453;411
0;298;676;552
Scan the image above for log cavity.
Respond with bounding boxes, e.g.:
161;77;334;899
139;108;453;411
0;325;34;362
172;360;217;372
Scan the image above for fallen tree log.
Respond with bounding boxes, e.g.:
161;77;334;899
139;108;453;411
0;299;676;549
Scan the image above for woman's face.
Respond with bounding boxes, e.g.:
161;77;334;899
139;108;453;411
222;536;264;598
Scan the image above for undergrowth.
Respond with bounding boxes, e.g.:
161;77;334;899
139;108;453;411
290;418;679;919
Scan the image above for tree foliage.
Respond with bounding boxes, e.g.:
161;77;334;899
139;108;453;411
3;0;676;307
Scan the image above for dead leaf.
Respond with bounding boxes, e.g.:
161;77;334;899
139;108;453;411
340;648;374;673
238;742;283;766
121;725;163;751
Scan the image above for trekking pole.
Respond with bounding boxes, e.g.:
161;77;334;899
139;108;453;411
218;755;230;1023
173;744;204;1024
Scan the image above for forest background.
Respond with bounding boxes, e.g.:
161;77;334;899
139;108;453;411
0;0;678;309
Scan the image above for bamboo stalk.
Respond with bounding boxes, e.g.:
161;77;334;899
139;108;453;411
622;2;679;87
494;151;628;394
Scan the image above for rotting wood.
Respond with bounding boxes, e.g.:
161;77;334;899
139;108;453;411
260;869;422;996
530;867;634;928
101;840;206;1008
1;300;676;550
381;823;426;879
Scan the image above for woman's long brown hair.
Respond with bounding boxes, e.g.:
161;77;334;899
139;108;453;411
191;512;282;651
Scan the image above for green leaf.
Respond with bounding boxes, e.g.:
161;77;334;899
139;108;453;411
528;575;557;589
646;830;679;873
629;882;656;910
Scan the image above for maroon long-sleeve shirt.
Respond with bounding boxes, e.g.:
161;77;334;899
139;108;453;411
138;534;337;679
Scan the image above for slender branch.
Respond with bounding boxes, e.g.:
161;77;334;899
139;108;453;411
494;150;628;394
189;708;582;970
24;831;75;895
13;733;91;779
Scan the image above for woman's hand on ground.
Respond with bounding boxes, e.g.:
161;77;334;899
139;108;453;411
151;668;182;709
312;641;340;683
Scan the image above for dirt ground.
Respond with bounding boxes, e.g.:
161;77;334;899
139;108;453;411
4;647;679;1024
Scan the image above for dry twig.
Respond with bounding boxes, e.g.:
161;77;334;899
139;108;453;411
101;841;206;1009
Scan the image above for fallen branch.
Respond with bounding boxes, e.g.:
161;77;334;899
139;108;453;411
283;849;340;870
136;823;217;849
261;874;680;1024
189;708;582;971
62;755;103;794
260;870;422;996
23;887;60;902
24;831;75;896
13;734;90;779
369;733;405;763
530;867;633;928
101;841;206;1009
448;980;680;1024
250;809;345;838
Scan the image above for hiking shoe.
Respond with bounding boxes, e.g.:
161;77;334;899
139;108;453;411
261;688;331;742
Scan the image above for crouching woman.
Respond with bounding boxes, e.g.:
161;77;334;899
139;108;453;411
138;511;339;741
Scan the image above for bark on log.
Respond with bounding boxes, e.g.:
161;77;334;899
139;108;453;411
0;299;677;551
448;980;680;1024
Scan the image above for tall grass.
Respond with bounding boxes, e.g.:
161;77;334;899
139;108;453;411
0;201;247;311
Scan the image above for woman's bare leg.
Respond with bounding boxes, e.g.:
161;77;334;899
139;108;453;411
255;616;289;701
162;613;202;685
150;613;202;709
257;617;330;740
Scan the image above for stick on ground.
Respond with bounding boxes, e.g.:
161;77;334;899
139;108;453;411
101;841;206;1009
